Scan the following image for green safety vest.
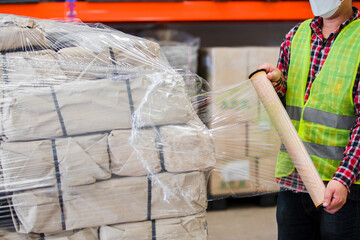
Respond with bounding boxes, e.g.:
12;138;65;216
276;19;360;184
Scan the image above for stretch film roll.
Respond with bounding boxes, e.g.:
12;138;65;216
249;69;325;207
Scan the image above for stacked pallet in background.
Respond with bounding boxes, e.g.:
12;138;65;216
0;14;215;239
199;47;282;197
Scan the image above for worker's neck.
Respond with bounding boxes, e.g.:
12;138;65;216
322;4;353;38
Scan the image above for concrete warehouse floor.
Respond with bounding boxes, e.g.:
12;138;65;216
206;197;277;240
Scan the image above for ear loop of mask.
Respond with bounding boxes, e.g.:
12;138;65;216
337;0;344;6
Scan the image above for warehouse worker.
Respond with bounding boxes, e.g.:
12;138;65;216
258;0;360;239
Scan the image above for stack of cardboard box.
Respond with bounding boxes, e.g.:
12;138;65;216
199;47;282;197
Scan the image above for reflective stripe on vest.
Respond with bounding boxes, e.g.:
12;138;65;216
286;105;302;121
287;106;357;130
280;142;345;161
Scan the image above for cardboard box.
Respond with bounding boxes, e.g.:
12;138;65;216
199;46;280;90
209;159;258;196
256;104;281;192
209;121;281;196
247;121;281;158
200;47;280;127
247;46;280;75
213;118;280;161
208;83;260;128
257;156;281;193
199;47;249;91
248;114;281;193
209;120;257;196
213;121;247;162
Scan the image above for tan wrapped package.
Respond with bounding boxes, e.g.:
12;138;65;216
56;43;164;81
0;48;68;147
0;228;98;240
45;228;98;240
0;14;50;51
109;125;214;176
130;74;193;127
11;172;207;233
100;213;207;240
3;50;68;87
154;213;207;240
56;47;114;81
11;188;64;233
2;86;65;141
108;129;160;176
3;74;194;141
2;79;131;141
53;28;166;80
0;229;39;240
0;134;110;191
159;124;215;172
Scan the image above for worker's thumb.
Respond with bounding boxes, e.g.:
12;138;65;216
323;187;334;207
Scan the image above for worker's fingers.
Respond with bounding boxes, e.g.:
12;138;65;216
324;194;346;214
323;180;347;214
257;63;281;82
257;63;274;73
266;71;279;82
322;187;334;208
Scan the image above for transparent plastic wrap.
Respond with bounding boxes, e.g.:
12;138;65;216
0;14;213;239
193;80;282;199
197;46;324;205
138;29;200;74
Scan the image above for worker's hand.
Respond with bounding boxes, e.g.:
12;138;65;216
323;180;348;214
257;63;282;86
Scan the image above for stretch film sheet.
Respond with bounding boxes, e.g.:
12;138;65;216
193;81;283;198
196;46;328;200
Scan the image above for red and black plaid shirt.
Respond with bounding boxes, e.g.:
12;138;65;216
276;7;360;192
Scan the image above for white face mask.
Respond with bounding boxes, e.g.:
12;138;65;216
309;0;344;18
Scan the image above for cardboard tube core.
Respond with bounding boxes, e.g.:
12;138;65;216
249;70;325;208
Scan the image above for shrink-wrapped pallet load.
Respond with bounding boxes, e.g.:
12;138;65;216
0;13;215;239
